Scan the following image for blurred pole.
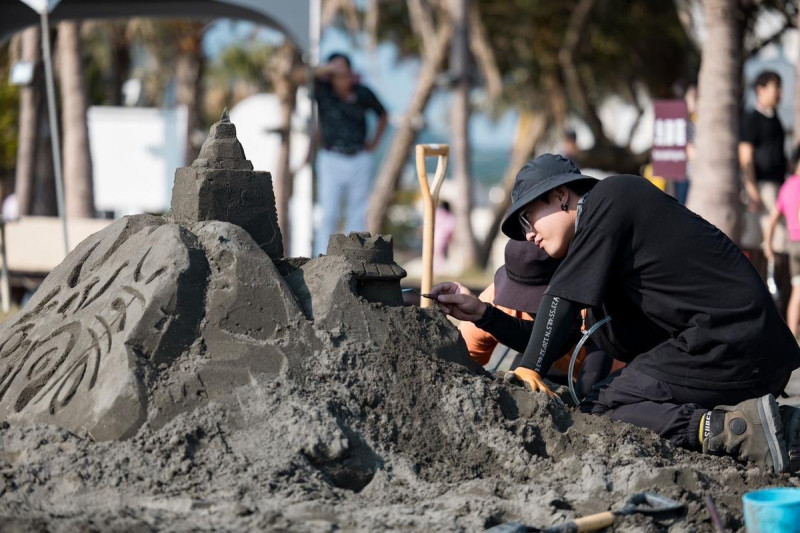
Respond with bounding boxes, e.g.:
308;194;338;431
40;11;69;256
0;220;9;313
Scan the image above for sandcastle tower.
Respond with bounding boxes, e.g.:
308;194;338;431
326;232;407;306
167;110;284;259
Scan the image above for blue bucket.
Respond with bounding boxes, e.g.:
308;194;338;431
743;488;800;533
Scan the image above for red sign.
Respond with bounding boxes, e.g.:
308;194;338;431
652;100;688;181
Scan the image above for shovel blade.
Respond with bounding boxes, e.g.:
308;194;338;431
623;492;686;517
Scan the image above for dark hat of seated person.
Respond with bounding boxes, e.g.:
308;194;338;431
501;153;597;241
493;240;562;315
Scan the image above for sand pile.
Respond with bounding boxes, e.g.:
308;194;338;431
0;114;797;532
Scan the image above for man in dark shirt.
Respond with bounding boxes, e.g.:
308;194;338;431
312;53;388;254
740;70;787;255
433;154;800;473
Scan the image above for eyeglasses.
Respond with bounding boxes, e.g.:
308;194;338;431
519;207;534;235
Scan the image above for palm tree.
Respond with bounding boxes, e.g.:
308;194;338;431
14;26;57;216
172;23;207;163
366;0;453;236
14;27;43;216
686;0;744;240
57;20;95;218
129;20;208;163
448;0;477;268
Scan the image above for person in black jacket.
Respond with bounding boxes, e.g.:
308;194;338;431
433;154;800;473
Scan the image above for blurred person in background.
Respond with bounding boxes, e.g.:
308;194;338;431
560;129;580;165
739;71;787;258
433;200;456;271
312;52;388;255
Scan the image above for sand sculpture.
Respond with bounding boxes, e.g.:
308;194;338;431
0;111;471;442
0;113;795;532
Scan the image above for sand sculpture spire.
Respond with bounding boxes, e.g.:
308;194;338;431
168;110;283;259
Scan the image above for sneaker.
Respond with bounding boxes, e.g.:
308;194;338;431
779;404;800;473
703;394;790;474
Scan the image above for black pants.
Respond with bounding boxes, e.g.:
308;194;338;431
579;367;791;449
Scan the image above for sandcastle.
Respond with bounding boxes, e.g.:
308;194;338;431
0;112;470;441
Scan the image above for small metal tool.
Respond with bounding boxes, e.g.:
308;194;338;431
402;288;437;299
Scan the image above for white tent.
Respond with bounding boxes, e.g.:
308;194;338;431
2;0;312;53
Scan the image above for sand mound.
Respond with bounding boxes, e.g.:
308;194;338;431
2;323;797;531
1;114;797;532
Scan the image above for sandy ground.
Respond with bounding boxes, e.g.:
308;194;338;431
1;317;798;533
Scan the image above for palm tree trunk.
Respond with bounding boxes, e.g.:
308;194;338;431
448;0;477;270
269;42;300;253
58;20;95;218
686;0;742;241
15;27;42;216
366;22;452;235
175;28;205;163
109;23;132;106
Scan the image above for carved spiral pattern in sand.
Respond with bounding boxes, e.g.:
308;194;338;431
0;239;165;416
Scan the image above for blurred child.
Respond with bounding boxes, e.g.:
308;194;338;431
765;146;800;336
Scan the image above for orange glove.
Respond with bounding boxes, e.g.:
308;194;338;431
503;367;558;399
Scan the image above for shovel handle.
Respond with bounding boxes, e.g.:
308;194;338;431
416;144;449;201
416;144;449;308
543;511;615;533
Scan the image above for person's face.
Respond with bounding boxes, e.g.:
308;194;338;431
757;80;782;108
518;188;575;259
330;57;353;92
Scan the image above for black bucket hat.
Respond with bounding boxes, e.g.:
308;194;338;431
493;240;562;314
501;153;597;241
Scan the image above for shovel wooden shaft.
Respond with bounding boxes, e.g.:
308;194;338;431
543;511;615;533
416;144;449;308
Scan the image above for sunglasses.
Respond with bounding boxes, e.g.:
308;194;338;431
519;207;534;235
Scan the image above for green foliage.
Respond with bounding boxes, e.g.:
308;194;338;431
585;0;700;98
0;44;19;176
82;22;120;106
203;42;276;127
477;0;699;110
206;43;274;93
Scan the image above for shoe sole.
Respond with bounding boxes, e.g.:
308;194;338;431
780;405;800;473
757;394;788;474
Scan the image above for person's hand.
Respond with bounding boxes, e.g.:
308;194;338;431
429;282;487;322
503;367;558;399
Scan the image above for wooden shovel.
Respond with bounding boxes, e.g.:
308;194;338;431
540;492;686;532
486;492;686;533
416;143;449;309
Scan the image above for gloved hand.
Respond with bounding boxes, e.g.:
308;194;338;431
503;367;558;400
